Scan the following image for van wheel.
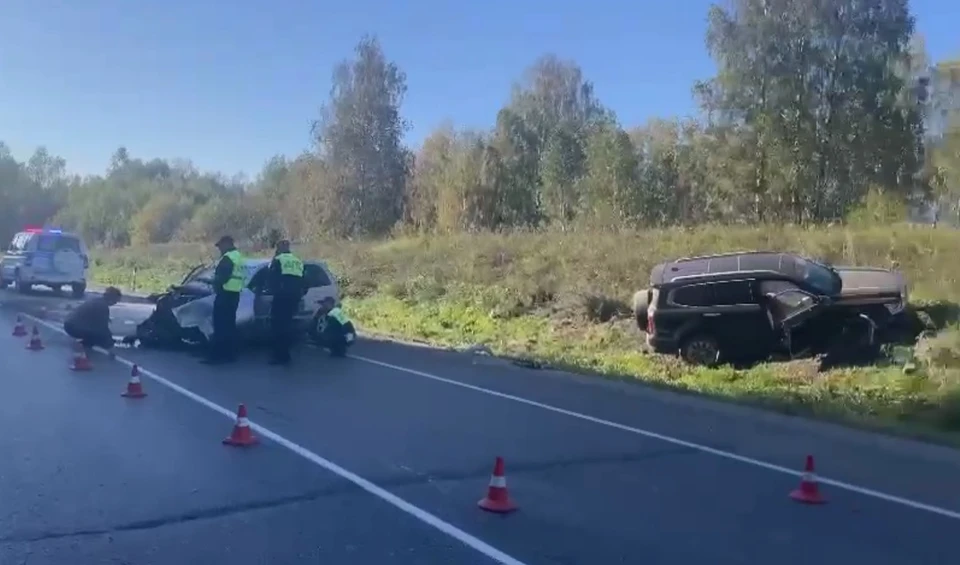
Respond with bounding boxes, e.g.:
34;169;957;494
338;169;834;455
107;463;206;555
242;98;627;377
71;283;86;299
15;274;31;294
680;334;721;367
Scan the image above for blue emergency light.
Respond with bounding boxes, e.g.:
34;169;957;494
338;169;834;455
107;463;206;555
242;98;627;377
23;225;63;234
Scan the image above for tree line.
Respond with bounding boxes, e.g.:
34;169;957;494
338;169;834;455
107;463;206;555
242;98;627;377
2;0;959;248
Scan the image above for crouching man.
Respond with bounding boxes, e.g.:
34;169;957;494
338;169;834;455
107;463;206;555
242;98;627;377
316;297;356;357
64;286;121;358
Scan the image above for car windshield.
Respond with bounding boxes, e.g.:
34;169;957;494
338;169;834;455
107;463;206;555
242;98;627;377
796;257;840;295
185;266;217;284
183;262;262;286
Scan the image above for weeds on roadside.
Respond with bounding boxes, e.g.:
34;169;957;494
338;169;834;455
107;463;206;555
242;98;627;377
90;224;960;440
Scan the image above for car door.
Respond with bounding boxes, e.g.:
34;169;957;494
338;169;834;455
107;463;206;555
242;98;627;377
759;280;826;356
665;280;773;361
247;266;273;320
300;263;335;317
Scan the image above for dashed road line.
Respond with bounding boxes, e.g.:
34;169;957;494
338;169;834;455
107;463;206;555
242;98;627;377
22;313;529;565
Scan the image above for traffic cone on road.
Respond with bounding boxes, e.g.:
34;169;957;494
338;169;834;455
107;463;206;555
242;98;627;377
478;456;517;513
121;365;147;398
12;315;27;337
789;455;826;504
223;404;258;447
25;326;44;351
69;341;93;372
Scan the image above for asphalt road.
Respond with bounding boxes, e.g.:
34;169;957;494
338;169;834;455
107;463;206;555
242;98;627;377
1;287;958;564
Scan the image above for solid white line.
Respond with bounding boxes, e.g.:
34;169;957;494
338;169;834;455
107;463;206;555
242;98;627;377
348;354;960;521
22;314;529;565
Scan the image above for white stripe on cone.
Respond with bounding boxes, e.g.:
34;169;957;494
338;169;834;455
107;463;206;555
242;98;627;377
489;476;507;488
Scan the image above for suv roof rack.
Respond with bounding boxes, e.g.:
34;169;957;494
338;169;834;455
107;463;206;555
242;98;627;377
673;250;782;263
669;269;783;282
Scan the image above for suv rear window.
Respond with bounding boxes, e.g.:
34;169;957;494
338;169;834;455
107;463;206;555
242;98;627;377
36;234;81;253
671;281;754;307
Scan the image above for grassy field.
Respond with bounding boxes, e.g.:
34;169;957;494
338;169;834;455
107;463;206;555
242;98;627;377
90;224;960;442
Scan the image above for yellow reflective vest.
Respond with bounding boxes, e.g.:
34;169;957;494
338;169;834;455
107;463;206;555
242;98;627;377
327;306;350;325
276;252;304;277
221;250;246;293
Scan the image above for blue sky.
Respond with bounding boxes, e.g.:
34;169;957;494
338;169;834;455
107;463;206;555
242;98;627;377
1;0;957;177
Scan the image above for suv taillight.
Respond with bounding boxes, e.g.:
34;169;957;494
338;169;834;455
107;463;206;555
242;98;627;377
646;312;655;334
82;255;89;268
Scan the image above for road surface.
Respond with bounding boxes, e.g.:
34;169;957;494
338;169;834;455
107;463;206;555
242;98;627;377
0;287;958;564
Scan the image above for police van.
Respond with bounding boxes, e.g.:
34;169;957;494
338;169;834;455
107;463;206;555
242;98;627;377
0;227;90;297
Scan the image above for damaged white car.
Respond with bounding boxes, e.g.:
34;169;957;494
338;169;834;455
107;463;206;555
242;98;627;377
131;259;339;348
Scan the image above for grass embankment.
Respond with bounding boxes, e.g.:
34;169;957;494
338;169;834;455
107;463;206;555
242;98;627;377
90;225;960;442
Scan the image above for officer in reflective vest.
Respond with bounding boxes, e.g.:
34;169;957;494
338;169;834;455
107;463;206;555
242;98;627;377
203;235;245;364
316;296;356;357
268;240;305;365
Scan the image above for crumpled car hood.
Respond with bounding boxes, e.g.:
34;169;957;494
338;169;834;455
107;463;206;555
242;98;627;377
172;289;257;339
833;266;906;299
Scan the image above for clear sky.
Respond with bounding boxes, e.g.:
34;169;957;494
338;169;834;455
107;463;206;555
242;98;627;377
1;0;957;177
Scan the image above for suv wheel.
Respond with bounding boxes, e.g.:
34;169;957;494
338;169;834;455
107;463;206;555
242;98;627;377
71;283;86;299
680;334;721;367
15;273;31;294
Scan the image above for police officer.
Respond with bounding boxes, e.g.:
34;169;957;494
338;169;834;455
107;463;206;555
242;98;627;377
316;296;356;357
203;235;245;365
268;239;304;365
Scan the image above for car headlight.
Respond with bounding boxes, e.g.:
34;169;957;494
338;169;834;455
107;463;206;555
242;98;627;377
884;283;908;315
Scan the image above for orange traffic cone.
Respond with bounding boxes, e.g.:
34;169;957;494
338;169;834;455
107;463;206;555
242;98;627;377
789;455;826;504
69;342;93;372
12;315;27;337
25;326;44;350
223;404;258;447
478;456;518;513
121;365;147;398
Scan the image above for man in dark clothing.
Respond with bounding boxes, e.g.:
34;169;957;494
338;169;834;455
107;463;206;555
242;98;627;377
203;235;245;365
267;240;305;365
65;286;121;357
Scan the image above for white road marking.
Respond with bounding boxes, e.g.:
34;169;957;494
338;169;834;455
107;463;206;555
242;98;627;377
22;313;528;565
348;354;960;521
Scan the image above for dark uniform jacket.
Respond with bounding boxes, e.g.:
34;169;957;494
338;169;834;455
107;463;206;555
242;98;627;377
64;296;112;339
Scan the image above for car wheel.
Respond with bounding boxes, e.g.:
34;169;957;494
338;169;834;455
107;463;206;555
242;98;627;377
309;311;329;345
71;283;86;299
52;285;64;295
680;334;722;367
0;278;8;289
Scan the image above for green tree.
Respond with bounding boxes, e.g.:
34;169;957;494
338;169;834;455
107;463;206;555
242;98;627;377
580;123;641;227
311;35;410;237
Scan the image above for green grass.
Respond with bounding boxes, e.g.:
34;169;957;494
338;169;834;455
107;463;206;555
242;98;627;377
89;225;960;443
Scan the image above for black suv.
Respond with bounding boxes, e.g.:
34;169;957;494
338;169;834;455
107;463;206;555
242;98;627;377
632;251;908;366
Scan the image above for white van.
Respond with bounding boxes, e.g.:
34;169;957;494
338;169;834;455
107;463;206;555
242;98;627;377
0;228;90;297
